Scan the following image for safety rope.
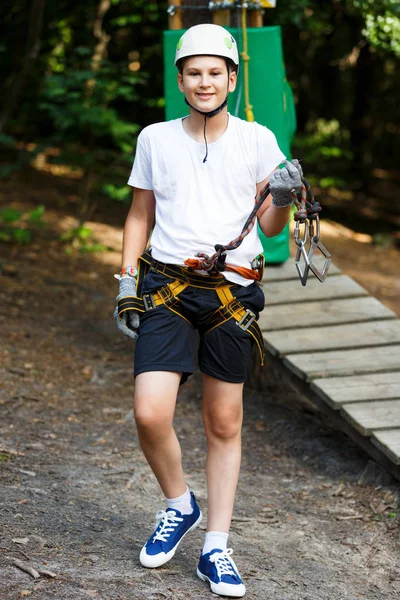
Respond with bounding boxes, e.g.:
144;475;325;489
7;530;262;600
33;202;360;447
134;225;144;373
292;179;321;223
240;6;255;122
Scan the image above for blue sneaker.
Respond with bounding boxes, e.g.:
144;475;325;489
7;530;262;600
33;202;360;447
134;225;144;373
139;492;202;568
197;548;246;597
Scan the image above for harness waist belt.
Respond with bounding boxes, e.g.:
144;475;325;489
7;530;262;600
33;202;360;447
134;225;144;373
117;251;265;365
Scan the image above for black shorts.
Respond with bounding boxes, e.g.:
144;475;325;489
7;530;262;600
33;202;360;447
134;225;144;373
134;271;265;385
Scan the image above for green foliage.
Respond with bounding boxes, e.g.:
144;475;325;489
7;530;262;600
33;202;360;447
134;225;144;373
350;0;400;55
0;205;46;244
293;119;351;186
1;207;22;223
0;134;46;179
61;224;112;253
363;12;400;55
102;183;131;203
0;453;12;463
27;205;46;225
40;50;143;159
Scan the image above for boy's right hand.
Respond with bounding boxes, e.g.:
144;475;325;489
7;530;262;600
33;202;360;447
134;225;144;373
269;159;303;208
114;277;140;339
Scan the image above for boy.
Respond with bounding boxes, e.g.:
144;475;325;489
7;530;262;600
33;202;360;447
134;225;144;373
115;24;302;598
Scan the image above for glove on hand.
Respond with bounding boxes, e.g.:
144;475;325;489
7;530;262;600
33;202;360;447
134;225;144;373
114;276;140;339
270;159;303;208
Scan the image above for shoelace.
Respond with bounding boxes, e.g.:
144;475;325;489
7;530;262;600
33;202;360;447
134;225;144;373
210;548;239;579
152;510;183;543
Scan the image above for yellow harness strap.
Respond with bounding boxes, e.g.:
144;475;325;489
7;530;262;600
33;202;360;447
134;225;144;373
118;279;191;325
210;286;265;366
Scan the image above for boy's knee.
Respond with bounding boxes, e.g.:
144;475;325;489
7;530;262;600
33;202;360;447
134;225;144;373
204;411;242;441
134;405;171;437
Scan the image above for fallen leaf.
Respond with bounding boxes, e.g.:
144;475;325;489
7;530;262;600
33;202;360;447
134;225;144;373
12;538;29;545
332;483;345;496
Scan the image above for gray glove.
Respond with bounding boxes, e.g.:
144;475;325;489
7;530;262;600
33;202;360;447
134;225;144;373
269;159;303;208
114;276;140;339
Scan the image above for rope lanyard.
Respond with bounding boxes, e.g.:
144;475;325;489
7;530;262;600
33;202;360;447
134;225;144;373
184;180;270;274
184;177;331;286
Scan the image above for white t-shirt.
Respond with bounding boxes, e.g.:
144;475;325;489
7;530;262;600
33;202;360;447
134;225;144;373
128;114;286;286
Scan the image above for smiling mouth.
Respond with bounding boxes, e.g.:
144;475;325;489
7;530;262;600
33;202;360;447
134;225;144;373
196;93;214;99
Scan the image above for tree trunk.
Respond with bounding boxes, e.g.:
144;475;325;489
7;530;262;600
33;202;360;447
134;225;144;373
78;0;112;225
91;0;111;72
0;0;46;134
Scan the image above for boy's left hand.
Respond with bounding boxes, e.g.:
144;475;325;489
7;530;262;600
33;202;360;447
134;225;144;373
269;159;303;208
114;277;140;339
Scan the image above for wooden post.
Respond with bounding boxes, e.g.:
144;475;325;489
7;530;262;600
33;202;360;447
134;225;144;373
212;10;231;27
249;10;263;28
168;0;182;30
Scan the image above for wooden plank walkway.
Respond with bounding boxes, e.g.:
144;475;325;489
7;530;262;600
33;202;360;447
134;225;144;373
260;256;400;480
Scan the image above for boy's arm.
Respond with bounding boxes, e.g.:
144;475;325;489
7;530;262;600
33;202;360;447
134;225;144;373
121;187;155;269
256;173;291;238
256;160;302;238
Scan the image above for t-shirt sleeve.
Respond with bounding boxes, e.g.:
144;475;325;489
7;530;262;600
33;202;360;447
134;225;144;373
255;124;286;183
127;129;153;190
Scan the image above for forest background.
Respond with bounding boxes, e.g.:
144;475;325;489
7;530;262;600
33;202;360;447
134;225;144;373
0;0;399;250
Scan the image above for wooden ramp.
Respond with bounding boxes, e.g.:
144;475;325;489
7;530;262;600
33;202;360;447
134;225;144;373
259;256;400;481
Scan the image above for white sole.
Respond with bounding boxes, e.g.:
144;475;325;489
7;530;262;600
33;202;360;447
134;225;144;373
140;511;202;568
197;568;246;597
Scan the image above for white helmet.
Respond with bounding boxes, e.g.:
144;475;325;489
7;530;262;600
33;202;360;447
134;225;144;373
174;24;239;67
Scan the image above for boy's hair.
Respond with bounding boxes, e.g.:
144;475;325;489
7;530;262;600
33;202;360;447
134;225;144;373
177;56;238;75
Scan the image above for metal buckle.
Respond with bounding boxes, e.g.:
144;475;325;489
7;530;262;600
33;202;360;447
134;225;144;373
143;293;156;311
237;309;256;332
150;259;159;272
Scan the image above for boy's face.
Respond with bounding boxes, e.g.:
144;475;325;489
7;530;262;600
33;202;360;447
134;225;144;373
178;56;237;113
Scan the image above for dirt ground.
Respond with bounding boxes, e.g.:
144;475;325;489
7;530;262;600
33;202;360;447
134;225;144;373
0;170;399;600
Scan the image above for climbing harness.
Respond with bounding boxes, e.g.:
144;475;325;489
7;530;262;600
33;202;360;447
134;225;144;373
293;178;332;286
117;251;265;365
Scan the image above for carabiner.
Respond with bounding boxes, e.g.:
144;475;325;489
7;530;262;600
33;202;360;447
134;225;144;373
294;220;308;248
295;241;311;287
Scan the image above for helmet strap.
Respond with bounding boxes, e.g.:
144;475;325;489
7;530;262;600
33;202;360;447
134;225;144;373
184;96;228;119
184;96;228;163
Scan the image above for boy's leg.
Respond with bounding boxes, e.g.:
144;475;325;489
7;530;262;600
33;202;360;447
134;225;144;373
201;373;243;533
134;370;202;568
134;370;185;498
196;376;246;597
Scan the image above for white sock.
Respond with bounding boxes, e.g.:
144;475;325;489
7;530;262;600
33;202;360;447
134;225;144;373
202;531;229;555
166;486;193;515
